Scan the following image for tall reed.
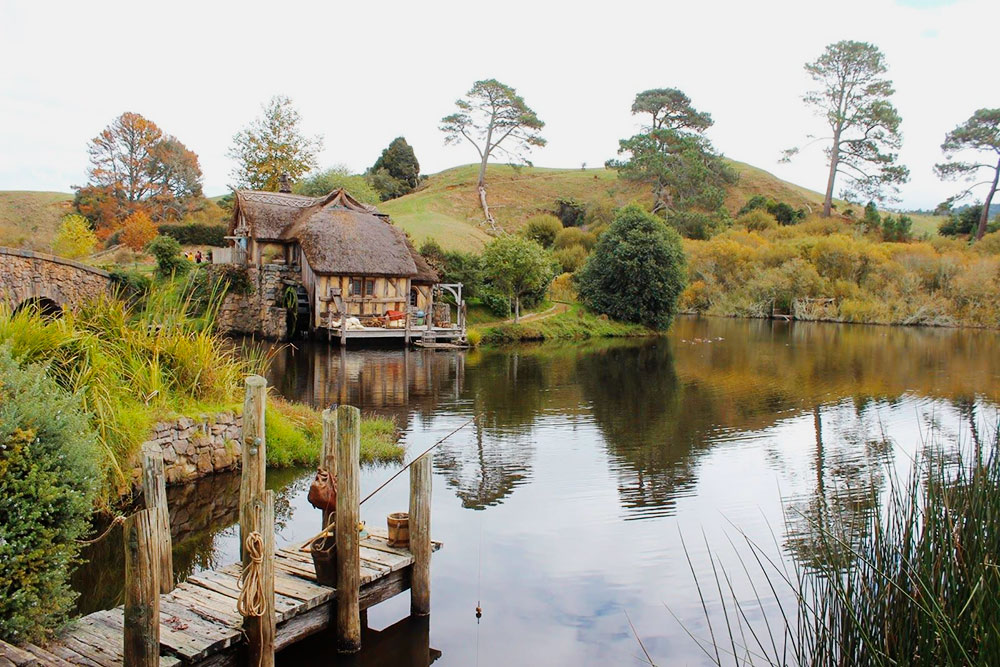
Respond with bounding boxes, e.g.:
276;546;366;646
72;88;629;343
684;425;1000;666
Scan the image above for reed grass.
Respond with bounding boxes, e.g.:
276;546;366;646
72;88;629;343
682;426;1000;666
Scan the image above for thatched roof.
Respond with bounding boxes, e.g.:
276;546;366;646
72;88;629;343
232;187;437;279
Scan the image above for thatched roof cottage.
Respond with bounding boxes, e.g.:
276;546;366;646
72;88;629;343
228;187;451;338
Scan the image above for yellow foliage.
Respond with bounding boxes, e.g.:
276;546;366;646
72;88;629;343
120;211;157;251
52;214;97;259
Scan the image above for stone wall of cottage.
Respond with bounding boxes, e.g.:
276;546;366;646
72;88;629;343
135;413;243;486
215;264;296;340
0;246;111;310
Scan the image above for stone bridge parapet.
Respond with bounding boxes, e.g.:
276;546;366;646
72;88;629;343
0;246;112;311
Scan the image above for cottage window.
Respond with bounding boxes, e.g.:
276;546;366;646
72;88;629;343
350;278;363;296
365;278;376;297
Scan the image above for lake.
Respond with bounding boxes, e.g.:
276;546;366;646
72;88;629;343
74;316;1000;665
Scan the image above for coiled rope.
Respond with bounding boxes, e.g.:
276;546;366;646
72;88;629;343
237;507;267;618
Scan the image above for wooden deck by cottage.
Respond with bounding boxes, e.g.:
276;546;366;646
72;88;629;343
3;532;440;666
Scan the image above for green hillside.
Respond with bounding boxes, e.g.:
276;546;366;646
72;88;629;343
0;191;74;251
380;162;836;251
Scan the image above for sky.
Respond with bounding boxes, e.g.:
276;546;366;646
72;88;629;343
1;0;996;210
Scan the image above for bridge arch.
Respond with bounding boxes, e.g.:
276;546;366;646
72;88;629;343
0;247;112;313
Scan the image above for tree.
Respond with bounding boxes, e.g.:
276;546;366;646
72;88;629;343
52;214;97;259
294;166;381;204
440;79;545;227
934;109;1000;241
576;205;687;329
369;137;420;200
607;88;736;221
228;95;322;191
783;41;909;217
76;112;203;230
120;210;157;251
145;235;188;277
480;235;555;322
520;214;563;248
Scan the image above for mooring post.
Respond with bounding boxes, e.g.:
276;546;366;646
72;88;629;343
409;452;432;616
242;491;276;667
335;405;361;653
141;449;173;593
124;507;162;667
320;407;338;530
239;375;275;667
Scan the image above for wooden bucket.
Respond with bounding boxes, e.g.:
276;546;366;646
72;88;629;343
387;512;409;548
309;535;337;586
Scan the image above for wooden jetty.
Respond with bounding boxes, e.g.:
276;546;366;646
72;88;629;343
7;532;440;666
0;377;440;666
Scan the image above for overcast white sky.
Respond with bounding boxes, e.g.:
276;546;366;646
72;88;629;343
1;0;996;209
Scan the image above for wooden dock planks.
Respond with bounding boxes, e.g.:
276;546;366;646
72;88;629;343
34;532;439;665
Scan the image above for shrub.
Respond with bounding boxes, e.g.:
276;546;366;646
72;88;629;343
577;205;687;329
554;197;586;227
121;211;157;251
465;327;482;347
736;209;778;232
553;244;588;273
738;195;805;225
974;230;1000;255
584;200;616;227
0;348;100;642
520;214;563;248
548;272;577;302
108;268;152;302
146;235;189;277
668;210;727;240
52;214;97;259
159;222;227;247
881;214;913;242
553;227;597;251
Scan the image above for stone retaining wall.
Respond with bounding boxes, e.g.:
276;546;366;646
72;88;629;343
215;264;294;340
136;412;243;486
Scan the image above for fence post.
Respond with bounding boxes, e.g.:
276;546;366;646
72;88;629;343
124;507;161;667
141;449;173;593
409;452;432;616
321;407;338;530
239;375;274;667
335;405;361;653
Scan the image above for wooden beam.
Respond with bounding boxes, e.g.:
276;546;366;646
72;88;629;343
141;450;173;593
239;375;268;565
124;508;161;667
335;405;361;653
320;408;337;531
409;453;432;616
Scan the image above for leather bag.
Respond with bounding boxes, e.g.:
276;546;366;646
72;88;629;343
307;467;337;513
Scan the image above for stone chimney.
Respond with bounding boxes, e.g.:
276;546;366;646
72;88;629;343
278;172;292;193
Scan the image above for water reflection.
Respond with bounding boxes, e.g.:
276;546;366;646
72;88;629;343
73;318;1000;665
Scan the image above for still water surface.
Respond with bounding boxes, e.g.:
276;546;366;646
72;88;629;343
76;317;1000;665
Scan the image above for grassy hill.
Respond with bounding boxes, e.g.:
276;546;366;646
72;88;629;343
380;162;837;251
0;191;74;251
0;162;948;254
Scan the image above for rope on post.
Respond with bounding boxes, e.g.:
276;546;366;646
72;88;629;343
238;508;267;618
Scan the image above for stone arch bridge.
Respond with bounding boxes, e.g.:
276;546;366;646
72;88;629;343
0;246;112;313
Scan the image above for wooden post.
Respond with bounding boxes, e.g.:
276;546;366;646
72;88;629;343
124;508;161;667
409;452;432;616
426;287;434;332
320;407;338;530
341;312;348;347
243;492;276;667
239;375;275;666
335;405;361;653
141;450;173;593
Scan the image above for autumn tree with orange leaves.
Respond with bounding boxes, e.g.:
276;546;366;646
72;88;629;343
74;112;203;235
120;211;157;251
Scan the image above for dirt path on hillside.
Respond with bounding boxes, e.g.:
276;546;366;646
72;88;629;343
503;302;570;324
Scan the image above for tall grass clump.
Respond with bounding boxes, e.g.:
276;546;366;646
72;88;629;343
685;426;1000;666
0;279;259;503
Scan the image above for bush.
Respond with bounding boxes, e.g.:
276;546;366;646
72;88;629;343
736;209;778;232
146;235;189;277
668;210;727;240
121;211;157;251
554;198;586;227
881;214;913;242
465;327;483;347
738;195;805;226
577;205;687;329
553;227;597;251
520;214;563;248
52;214;97;259
0;348;100;642
553;245;588;273
584;200;617;228
108;268;152;302
159;222;227;247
